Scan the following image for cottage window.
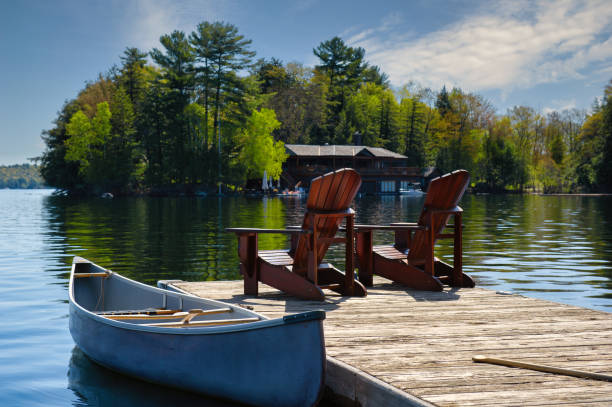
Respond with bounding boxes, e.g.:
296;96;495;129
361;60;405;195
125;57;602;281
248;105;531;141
380;181;396;193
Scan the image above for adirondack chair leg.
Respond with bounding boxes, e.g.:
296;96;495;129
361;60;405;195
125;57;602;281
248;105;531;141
434;260;475;288
259;263;325;301
344;214;355;295
372;254;443;291
238;234;258;296
394;229;411;252
355;231;373;287
307;224;318;286
453;212;463;287
318;266;367;297
425;211;435;276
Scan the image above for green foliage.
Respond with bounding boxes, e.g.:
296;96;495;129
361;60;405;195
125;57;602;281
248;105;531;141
37;19;612;194
236;108;285;181
258;62;324;145
119;47;149;107
435;86;452;116
313;36;371;143
597;80;612;189
40;99;83;191
398;87;429;166
550;134;566;165
65;102;114;187
477;118;526;190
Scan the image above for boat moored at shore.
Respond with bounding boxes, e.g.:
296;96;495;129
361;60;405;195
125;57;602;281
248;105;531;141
68;257;326;407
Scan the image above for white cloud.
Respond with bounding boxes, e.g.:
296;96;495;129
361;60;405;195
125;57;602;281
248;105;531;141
543;98;577;114
348;0;612;93
120;0;226;51
291;0;319;13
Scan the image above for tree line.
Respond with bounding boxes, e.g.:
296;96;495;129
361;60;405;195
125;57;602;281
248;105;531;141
39;20;612;195
0;164;45;189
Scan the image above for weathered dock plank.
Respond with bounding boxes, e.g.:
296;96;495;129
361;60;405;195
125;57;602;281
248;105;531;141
171;278;612;407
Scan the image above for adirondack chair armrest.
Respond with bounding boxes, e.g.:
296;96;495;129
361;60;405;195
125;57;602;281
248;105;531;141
426;205;463;215
355;223;427;256
423;206;464;231
307;208;355;216
355;224;426;231
225;227;311;235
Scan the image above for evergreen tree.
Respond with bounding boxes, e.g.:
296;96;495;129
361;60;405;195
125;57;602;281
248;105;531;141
150;30;195;183
190;22;255;185
313;36;366;142
40;100;83;191
207;22;255;147
399;88;427;166
435;86;452;117
119;47;148;107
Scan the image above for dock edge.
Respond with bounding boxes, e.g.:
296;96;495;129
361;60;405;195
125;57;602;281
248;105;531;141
324;356;436;407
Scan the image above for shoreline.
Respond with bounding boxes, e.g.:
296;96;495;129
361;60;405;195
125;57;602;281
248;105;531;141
4;187;612;198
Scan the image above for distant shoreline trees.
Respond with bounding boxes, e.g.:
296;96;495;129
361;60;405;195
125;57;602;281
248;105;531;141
38;20;612;195
0;164;45;189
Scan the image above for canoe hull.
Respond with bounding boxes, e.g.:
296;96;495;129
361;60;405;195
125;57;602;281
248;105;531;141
68;258;325;407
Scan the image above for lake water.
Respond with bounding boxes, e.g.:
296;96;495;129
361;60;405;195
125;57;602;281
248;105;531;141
0;189;610;406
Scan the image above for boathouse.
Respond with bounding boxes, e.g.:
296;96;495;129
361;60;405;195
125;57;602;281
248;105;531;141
282;144;439;194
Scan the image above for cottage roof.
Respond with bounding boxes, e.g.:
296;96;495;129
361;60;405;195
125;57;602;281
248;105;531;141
285;144;406;159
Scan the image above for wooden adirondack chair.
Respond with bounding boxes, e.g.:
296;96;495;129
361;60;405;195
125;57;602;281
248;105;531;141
355;170;475;291
227;168;367;301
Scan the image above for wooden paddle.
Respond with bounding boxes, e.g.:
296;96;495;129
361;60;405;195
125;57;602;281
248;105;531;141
473;355;612;382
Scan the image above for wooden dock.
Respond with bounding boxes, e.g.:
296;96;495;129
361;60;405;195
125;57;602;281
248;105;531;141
168;277;612;406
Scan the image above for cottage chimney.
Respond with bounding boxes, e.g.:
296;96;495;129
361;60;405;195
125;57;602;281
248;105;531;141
353;131;362;146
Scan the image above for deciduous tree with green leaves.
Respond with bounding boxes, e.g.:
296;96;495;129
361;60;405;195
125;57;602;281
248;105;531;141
65;102;112;187
236;108;285;182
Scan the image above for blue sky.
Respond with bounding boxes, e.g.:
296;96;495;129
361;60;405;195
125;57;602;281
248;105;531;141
1;0;611;164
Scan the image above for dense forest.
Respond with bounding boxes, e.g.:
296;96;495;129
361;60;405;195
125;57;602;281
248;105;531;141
0;164;45;189
39;21;612;195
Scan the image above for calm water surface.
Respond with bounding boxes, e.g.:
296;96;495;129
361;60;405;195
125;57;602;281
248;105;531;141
0;189;610;406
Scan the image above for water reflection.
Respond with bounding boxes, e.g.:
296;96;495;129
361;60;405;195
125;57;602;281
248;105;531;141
1;190;610;406
458;194;612;308
42;193;612;311
68;347;242;407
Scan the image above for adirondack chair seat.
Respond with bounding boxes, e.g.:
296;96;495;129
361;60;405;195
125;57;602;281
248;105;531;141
228;168;367;301
355;170;476;291
366;243;470;290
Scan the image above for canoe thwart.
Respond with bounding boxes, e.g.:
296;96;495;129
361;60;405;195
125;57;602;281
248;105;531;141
74;272;110;278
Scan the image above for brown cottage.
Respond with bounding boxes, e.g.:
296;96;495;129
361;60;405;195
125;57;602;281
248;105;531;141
281;144;440;194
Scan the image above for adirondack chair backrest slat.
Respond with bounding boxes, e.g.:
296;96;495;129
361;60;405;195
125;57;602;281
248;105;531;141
408;170;469;261
293;169;362;273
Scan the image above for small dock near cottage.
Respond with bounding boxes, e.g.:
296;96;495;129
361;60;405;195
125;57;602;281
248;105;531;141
167;277;612;406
